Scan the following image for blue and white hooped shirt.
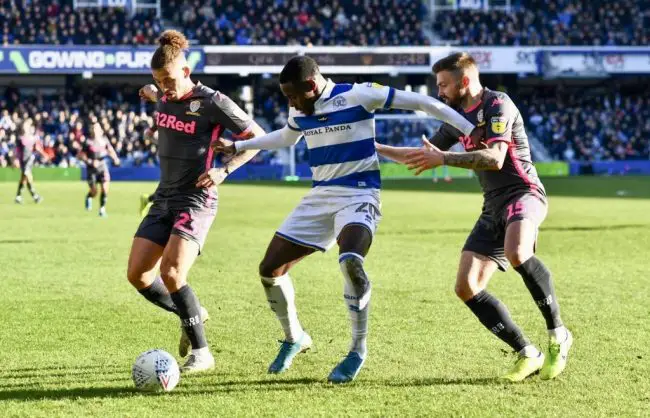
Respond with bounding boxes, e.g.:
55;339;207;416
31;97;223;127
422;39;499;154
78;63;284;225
287;79;395;190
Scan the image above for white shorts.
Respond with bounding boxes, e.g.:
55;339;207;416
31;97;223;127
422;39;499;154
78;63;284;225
276;187;382;251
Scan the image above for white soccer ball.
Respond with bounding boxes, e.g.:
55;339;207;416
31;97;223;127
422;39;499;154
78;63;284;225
132;349;180;392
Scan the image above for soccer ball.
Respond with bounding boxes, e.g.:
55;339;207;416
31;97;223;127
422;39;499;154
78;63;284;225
131;349;180;392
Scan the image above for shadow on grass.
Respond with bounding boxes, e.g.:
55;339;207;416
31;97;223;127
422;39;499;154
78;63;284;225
0;375;506;401
0;386;138;401
0;239;34;244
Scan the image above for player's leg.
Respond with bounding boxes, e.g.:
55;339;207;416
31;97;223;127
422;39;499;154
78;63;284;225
98;177;109;217
259;234;315;373
24;170;41;203
504;195;571;380
127;237;177;314
129;205;177;314
159;235;212;372
164;204;217;372
461;214;543;381
86;174;97;211
15;173;26;204
327;224;374;384
140;191;155;218
327;195;381;384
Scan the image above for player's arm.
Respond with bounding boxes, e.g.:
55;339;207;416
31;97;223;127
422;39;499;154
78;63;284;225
376;124;459;164
441;141;507;170
355;83;479;140
405;99;512;173
439;98;513;171
34;141;50;162
196;92;268;188
106;141;121;165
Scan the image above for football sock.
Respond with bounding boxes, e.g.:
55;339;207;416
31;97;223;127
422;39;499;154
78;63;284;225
465;290;531;352
515;256;563;330
137;276;179;315
16;182;24;196
27;182;37;197
339;253;370;359
261;274;304;343
100;190;107;208
170;285;208;349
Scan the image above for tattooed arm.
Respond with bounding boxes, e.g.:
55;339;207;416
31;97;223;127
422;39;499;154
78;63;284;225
442;141;508;171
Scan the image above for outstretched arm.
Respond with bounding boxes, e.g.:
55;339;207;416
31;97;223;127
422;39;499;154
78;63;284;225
375;142;421;164
232;125;302;152
390;90;477;137
195;122;267;188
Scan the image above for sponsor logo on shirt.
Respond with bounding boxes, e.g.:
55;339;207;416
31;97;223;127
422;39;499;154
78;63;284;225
156;112;196;134
491;116;507;134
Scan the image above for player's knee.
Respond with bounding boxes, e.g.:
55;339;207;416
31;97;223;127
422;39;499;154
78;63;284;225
454;275;484;301
505;247;532;268
127;265;148;288
258;258;285;279
159;263;186;291
340;255;369;295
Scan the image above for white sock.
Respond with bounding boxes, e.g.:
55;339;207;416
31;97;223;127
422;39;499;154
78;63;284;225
548;326;568;342
519;344;541;358
261;274;304;343
339;253;370;359
191;347;210;357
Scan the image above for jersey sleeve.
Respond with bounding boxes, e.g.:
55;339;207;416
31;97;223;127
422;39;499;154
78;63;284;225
485;96;514;145
286;107;302;132
430;123;460;151
209;91;254;139
354;82;396;112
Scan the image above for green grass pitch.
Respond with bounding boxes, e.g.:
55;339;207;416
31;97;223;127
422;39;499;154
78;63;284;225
1;177;649;417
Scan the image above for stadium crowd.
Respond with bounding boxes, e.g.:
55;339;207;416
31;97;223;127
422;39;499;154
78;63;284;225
2;83;648;169
434;0;650;46
521;90;650;161
1;0;427;47
0;84;158;168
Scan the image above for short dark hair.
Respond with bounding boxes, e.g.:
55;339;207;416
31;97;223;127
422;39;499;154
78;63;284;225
432;52;477;75
279;56;320;84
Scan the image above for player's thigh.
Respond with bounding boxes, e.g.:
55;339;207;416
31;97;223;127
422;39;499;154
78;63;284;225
276;192;335;253
170;204;217;256
503;194;547;267
160;234;200;292
455;250;500;301
462;211;508;272
334;195;382;257
127;237;164;289
259;234;315;278
504;219;538;267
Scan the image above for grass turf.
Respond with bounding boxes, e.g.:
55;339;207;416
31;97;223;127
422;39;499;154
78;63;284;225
1;177;649;417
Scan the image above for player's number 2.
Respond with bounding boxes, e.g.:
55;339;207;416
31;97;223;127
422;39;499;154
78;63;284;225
355;202;381;220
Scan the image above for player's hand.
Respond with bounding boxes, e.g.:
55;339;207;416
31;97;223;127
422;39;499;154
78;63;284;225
196;167;228;188
113;158;121;167
139;84;158;102
211;137;237;157
469;126;487;149
404;135;445;175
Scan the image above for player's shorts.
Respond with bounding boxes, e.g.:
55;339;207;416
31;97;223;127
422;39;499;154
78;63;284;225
86;167;110;186
276;186;382;252
134;189;218;254
462;192;548;271
20;156;35;175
